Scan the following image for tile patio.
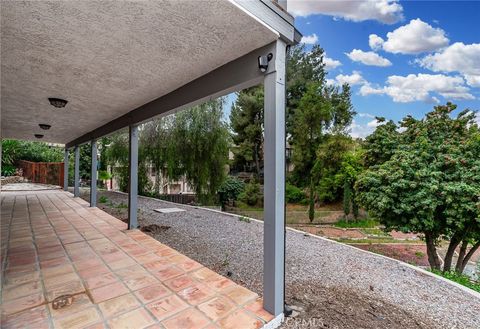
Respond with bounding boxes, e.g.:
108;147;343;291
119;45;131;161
0;190;273;328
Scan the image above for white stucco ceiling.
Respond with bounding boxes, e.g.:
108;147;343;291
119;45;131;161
1;0;278;144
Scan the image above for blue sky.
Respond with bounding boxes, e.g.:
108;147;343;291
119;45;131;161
226;1;480;138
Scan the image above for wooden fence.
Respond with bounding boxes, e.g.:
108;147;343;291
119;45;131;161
18;160;64;186
157;193;197;205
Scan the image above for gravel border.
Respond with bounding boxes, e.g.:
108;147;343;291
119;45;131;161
89;190;480;329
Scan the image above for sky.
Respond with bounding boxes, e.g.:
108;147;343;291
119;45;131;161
226;0;480;138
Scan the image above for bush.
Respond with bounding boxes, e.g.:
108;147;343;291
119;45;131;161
218;176;245;205
334;218;378;228
238;181;261;206
1;164;16;177
285;183;305;203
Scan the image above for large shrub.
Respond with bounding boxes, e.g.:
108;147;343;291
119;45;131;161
1;164;16;177
239;181;261;206
218;176;245;206
285;183;305;203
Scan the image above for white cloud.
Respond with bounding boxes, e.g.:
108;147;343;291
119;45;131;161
289;0;404;24
348;120;377;138
358;113;375;118
465;75;480;88
417;42;480;87
325;78;336;86
323;56;342;70
359;83;385;96
346;49;392;66
367;119;386;128
335;71;366;86
359;73;474;103
382;19;449;54
301;33;319;45
369;34;384;51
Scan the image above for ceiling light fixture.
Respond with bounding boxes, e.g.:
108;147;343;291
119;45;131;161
34;134;44;139
39;124;51;130
48;98;68;108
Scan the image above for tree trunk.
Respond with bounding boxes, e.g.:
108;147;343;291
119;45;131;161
457;241;480;273
154;165;160;196
352;188;359;220
443;234;461;272
254;144;261;181
425;232;441;270
308;177;315;222
455;240;468;273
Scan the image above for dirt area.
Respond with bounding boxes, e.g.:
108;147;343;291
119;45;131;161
282;284;433;329
77;189;479;329
355;244;430;267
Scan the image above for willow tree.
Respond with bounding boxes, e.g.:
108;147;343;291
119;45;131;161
103;130;150;194
171;99;230;204
141;117;173;195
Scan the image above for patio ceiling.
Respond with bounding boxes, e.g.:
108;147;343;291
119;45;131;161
1;0;279;144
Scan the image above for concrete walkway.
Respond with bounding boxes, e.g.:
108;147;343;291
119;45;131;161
1;190;272;329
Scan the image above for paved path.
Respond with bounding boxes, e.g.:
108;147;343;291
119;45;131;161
1;190;272;329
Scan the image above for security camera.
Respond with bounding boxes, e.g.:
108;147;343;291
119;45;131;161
258;53;273;73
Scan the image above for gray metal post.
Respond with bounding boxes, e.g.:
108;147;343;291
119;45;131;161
263;39;286;316
90;140;97;207
63;148;69;191
74;145;80;197
128;125;139;229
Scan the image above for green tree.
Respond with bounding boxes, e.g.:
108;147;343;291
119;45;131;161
357;103;480;272
141;117;173;194
171;99;230;204
291;80;355;221
363;117;400;167
286;45;327;135
313;134;354;203
103;130;151;194
1;139;63;166
338;147;364;219
230;87;264;177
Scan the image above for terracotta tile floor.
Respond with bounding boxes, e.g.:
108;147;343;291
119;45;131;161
1;190;274;328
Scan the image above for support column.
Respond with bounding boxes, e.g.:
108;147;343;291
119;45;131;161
74;145;80;197
90;140;97;207
128;125;139;229
63;148;69;191
263;39;286;316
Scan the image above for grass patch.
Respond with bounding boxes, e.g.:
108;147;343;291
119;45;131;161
415;251;425;258
227;206;341;224
99;195;108;203
115;202;128;209
431;270;480;293
238;216;251;223
339;238;421;244
361;228;390;236
334;218;378;229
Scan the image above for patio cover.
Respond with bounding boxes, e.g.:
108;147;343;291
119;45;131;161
1;0;299;321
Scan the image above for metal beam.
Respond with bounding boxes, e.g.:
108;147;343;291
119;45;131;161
66;43;277;148
63;148;69;191
128;125;139;230
90;140;97;207
263;39;286;316
233;0;301;44
74;145;80;197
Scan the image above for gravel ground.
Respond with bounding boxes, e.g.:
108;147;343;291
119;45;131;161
81;189;480;329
